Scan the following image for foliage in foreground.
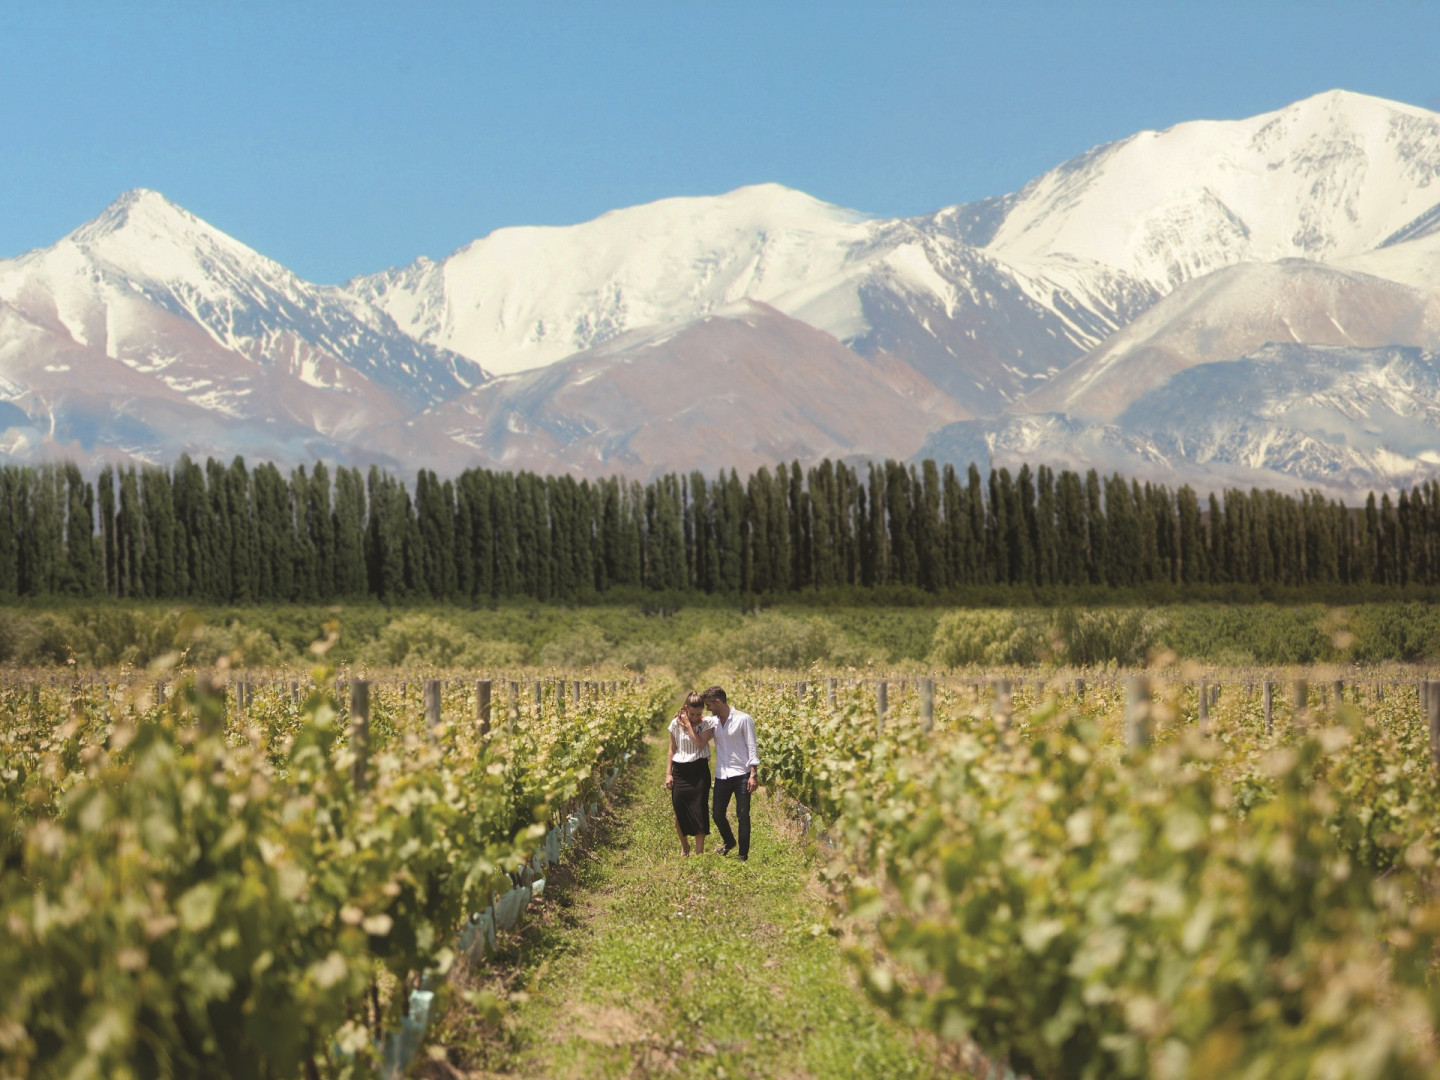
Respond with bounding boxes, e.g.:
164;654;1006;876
754;679;1440;1079
0;661;662;1078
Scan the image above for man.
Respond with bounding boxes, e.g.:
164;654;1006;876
702;685;758;861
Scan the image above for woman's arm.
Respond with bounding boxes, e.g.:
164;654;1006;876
681;712;713;748
665;730;676;790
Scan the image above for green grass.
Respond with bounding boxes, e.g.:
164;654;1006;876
425;735;956;1079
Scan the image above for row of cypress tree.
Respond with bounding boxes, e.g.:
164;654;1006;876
0;455;1436;602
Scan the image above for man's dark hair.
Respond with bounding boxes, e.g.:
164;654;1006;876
702;685;727;704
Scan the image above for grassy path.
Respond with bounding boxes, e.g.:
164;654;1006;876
427;733;958;1079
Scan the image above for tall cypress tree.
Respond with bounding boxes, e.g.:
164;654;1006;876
116;464;140;597
942;463;968;587
1035;465;1058;587
965;465;986;584
917;460;943;591
1084;470;1107;586
331;467;367;599
1177;485;1205;584
62;463;97;595
171;456;210;600
868;462;889;587
768;466;791;592
309;462;338;600
1055;470;1086;586
96;466;117;597
226;458;257;603
986;468;1008;583
0;469;17;599
718;470;744;594
886;461;918;587
1012;464;1037;585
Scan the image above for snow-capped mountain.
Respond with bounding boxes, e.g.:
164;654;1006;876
919;345;1440;497
1023;259;1440;420
349;182;1155;410
0;189;482;407
347;90;1440;415
979;89;1440;290
0;189;484;465
2;90;1440;494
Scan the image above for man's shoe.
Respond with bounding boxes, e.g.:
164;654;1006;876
718;845;735;857
737;855;748;862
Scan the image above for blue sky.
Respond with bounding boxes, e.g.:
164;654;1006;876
2;1;1438;284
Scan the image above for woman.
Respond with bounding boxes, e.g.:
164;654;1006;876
664;691;716;856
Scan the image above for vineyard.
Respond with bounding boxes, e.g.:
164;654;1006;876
0;645;664;1079
754;674;1440;1079
5;651;1440;1078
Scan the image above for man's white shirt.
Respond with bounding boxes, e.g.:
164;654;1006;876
711;707;759;780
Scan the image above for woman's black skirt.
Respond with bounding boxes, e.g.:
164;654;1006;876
671;757;711;835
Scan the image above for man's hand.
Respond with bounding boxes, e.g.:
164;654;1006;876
664;773;674;790
747;775;757;794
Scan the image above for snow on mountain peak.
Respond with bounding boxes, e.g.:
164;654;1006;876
59;188;291;294
70;188;195;241
350;183;878;375
0;189;483;412
982;90;1440;290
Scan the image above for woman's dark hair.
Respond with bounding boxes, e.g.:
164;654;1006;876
683;691;704;710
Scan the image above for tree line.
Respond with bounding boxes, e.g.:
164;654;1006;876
0;456;1437;603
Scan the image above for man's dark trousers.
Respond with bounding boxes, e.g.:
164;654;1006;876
712;775;751;858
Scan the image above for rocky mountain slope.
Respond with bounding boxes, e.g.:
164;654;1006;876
920;344;1440;498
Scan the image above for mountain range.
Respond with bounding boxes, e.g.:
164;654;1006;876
2;88;1439;496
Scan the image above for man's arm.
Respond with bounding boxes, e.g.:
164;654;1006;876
664;729;676;790
745;714;759;792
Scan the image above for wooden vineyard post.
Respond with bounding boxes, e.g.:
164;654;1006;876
1125;676;1152;749
509;680;521;732
1333;679;1344;708
1427;681;1440;779
1292;679;1309;730
350;680;371;791
1075;677;1085;701
1263;681;1275;737
424;678;442;736
476;680;493;736
827;678;837;709
876;680;888;732
1197;680;1209;737
197;672;223;737
920;677;935;733
993;679;1013;731
533;680;543;720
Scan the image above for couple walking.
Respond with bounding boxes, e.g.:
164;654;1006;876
664;686;758;860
